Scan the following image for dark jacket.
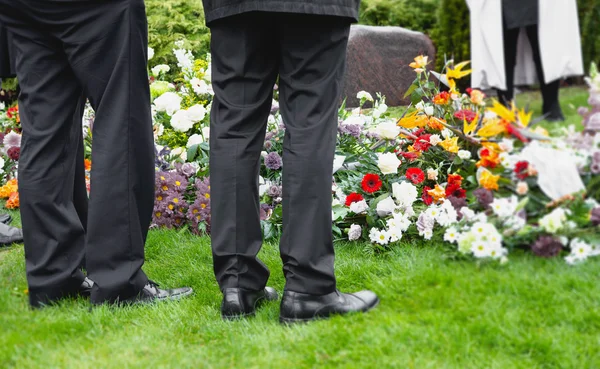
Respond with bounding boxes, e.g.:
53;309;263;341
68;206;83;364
202;0;361;25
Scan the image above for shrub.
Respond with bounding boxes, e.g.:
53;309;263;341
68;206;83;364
578;0;600;73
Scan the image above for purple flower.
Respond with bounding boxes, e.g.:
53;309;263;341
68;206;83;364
170;173;188;193
264;141;273;150
195;176;210;194
265;132;275;141
416;212;434;234
187;196;211;234
267;184;282;198
264;152;282;170
591;207;600;226
7;147;19;161
591;163;600;175
531;236;564;258
260;203;272;220
473;188;494;209
447;196;468;218
578;106;590;117
270;100;279;114
339;123;362;139
3;131;21;149
180;162;197;177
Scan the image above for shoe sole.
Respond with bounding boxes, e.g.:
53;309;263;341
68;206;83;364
279;298;380;325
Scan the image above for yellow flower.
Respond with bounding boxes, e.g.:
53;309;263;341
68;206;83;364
439;137;459;153
533;126;549;137
488;99;516;123
446;61;472;80
517;108;533;127
476;119;507;138
427;184;447;204
478;169;500;191
409;55;429;71
470;89;486;105
463;114;478;135
397;111;429;129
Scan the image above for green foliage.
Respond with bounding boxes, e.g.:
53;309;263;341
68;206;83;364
0;77;18;92
145;0;210;75
430;0;470;76
359;0;438;33
578;0;600;73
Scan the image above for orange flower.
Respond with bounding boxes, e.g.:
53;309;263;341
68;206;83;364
84;159;92;171
6;192;19;209
476;146;501;168
427;184;446;204
409;55;429;72
428;117;446;131
0;179;18;199
433;91;450;105
478;169;500;191
469;89;486;105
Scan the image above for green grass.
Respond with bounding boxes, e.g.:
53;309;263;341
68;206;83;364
1;87;599;368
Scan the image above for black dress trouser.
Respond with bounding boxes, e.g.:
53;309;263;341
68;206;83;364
0;0;154;306
497;23;561;115
209;13;350;296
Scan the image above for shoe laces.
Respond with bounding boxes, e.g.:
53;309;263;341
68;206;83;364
146;280;161;294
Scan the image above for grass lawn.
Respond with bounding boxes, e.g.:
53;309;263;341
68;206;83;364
1;87;599;369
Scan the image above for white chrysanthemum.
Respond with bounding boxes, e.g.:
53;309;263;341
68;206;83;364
471;241;492;258
186;104;207;122
375;120;400;140
444;227;459;243
186;134;204;148
151;64;170;76
377;152;401;175
460;207;476;221
154;92;182;116
392;181;418;207
170;110;195;132
458;150;472;160
369;228;389;245
422;229;433;240
349;200;369;214
490;196;518;219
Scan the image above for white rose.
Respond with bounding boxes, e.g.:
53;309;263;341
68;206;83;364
343;115;366;126
186;104;207;122
441;128;453;139
151;64;170;76
392;181;418;207
147;47;154;60
424;105;434;116
153;92;181;116
376;196;396;217
375;120;400;140
429;134;442;146
427;168;439;181
373;103;388;119
186;134;204;148
170;110;195;132
349;200;369;214
333;155;346;173
202;126;210;140
377;152;401;175
357;91;374;101
170;147;187;161
458;150;472;160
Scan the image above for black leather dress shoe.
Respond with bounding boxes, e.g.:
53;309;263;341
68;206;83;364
120;281;193;305
0;213;12;224
0;223;22;245
280;290;379;324
221;287;279;320
78;277;94;297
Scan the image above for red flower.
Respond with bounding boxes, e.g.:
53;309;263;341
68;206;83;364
345;192;364;207
413;133;432;152
433;91;450;105
514;161;529;180
400;152;419;161
6;106;18;119
505;123;529;143
422;186;434;206
445;183;466;198
7;147;20;161
447;174;463;187
406;168;425;184
361;173;382;194
454;109;477;123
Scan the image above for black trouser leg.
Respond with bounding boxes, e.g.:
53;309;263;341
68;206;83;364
277;15;350;295
497;24;520;106
209;14;279;291
0;0;153;304
525;25;563;118
8;30;87;307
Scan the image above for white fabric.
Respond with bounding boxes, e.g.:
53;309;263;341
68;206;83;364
466;0;584;90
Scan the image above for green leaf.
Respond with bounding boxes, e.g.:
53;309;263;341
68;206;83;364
514;197;530;213
187;144;199;161
403;83;418;98
332;225;342;237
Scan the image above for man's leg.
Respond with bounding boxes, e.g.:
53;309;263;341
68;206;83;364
497;23;520;106
209;13;279;292
525;25;563;120
277;15;350;295
58;0;155;303
2;22;87;307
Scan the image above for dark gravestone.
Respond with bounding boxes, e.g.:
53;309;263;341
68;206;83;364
343;25;436;108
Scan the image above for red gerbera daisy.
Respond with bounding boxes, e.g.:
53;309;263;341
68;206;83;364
406;168;425;184
514;161;529;180
422;186;434;206
361;173;383;194
345;192;364;207
447;174;463;187
413;133;432;152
